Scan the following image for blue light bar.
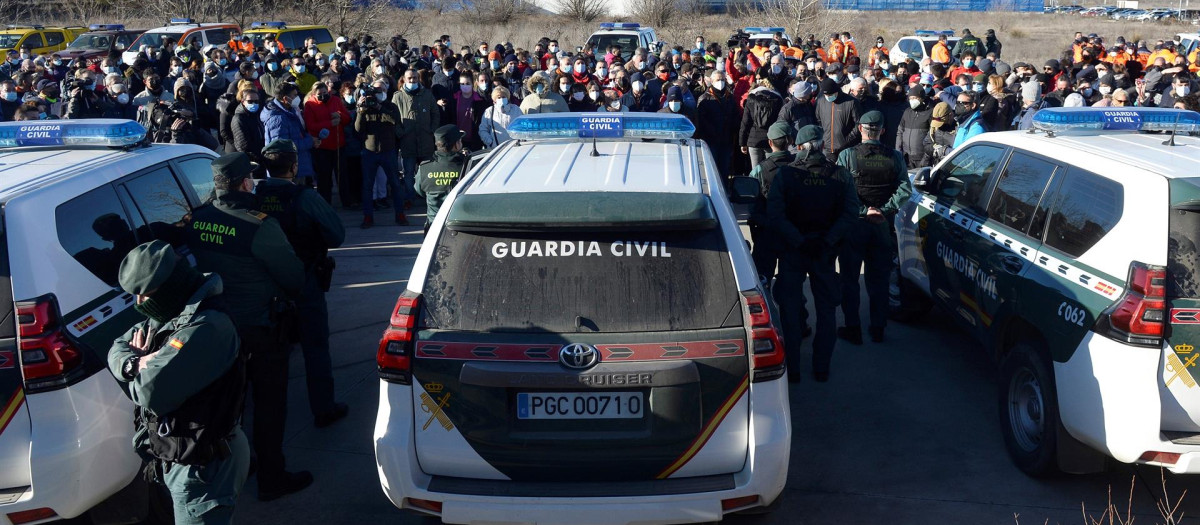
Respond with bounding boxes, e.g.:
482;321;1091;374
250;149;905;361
507;113;695;141
744;27;786;34
1031;108;1200;133
915;30;955;36
0;120;146;148
88;24;125;31
168;17;196;25
598;22;640;29
250;21;287;29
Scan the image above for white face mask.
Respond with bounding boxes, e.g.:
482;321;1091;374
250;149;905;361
597;68;608;78
290;96;301;110
713;80;726;91
588;90;600;101
632;81;644;92
909;98;921;109
1099;86;1112;95
375;66;384;75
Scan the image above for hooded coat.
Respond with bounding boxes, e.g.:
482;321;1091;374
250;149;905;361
519;75;569;115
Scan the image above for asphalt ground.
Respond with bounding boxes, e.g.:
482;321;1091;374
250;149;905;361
231;203;1200;525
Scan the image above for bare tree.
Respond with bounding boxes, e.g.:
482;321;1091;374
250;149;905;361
552;0;607;22
629;0;677;27
463;0;531;24
294;0;407;38
732;0;822;35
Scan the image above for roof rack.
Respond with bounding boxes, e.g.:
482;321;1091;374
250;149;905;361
168;18;197;25
5;25;45;30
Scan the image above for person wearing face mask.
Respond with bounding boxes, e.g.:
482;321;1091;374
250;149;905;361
922;101;957;165
302;82;352;204
260;57;287;103
738;68;783;169
64;70;103;119
696;69;738;180
0;80;21;121
198;63;230;130
897;85;934;168
0;50;18;79
355;83;402;228
778;79;816;130
626;72;653;113
448;72;487;150
480;86;521;148
656;86;694;123
564;82;591;112
230;88;266;175
392;68;436;213
815;77;862;162
262;82;321;188
1157;73;1195;108
948;53;982;86
134;73;173;126
101;82;137;120
519;73;568;114
287;58;318;96
951;91;987;149
766;54;789;94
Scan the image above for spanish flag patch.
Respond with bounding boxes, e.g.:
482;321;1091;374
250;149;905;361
168;339;184;349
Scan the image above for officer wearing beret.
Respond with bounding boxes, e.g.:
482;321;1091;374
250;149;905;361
746;121;796;283
186;152;311;500
835;110;911;345
768;124;859;382
258;139;349;428
108;241;249;524
415;124;468;234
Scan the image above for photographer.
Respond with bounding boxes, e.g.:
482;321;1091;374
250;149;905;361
64;69;103;119
354;81;401;229
147;80;218;150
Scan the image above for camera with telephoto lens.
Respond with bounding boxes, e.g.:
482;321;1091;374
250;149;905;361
357;83;378;109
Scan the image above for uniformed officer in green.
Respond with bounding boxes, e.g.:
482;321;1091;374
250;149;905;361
747;121;795;284
108;241;249;524
835;110;912;344
187;152;311;501
415;124;468;234
257;139;349;428
768;125;859;382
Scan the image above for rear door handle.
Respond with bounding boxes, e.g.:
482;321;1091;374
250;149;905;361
999;255;1023;274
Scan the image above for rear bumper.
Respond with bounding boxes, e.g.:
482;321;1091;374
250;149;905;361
0;375;140;524
1055;332;1200;473
374;375;792;525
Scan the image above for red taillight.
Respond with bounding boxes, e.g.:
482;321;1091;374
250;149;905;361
377;290;420;384
16;295;84;392
405;498;442;514
721;495;761;511
743;290;785;382
1095;262;1167;347
7;508;58;524
1139;450;1181;466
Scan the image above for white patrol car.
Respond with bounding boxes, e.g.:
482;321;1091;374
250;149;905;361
0;120;218;524
373;113;791;524
889;30;960;65
894;107;1200;476
585;23;658;62
744;26;792;48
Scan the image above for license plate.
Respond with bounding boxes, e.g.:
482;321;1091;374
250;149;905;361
516;392;644;420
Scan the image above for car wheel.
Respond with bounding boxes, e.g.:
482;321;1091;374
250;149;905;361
998;342;1061;477
888;275;932;323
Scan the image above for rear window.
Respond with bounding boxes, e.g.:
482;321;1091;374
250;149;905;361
56;185;135;286
422;229;740;333
1043;167;1123;257
587;34;638;59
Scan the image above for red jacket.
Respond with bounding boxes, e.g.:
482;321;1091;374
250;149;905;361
303;95;352;150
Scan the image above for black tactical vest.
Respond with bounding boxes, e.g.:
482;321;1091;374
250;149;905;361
137;298;246;465
187;201;260;258
852;143;900;208
256;182;325;266
780;157;844;234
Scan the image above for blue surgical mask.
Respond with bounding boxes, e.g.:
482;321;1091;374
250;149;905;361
294;65;306;74
830;74;841;82
668;101;682;112
964;59;975;68
491;60;499;69
3;92;16;102
219;58;227;66
344;94;355;104
245;101;260;112
53;59;62;66
824;93;837;102
347;59;357;66
972;83;984;92
404;82;419;92
38;112;46;119
267;62;279;71
574;64;585;74
105;66;118;74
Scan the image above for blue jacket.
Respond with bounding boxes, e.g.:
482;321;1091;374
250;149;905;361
261;100;315;179
952;111;987;149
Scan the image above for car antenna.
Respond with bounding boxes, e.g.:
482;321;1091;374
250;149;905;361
589;134;599;157
1163;112;1181;146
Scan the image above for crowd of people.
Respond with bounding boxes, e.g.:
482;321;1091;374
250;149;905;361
1;25;1197;223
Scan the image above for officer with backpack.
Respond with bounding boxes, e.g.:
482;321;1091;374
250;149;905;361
767;124;859;383
108;240;249;524
256;139;349;428
747;121;795;284
835;111;911;345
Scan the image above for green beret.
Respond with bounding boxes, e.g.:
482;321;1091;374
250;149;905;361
211;152;257;185
262;139;297;155
859;110;884;127
766;121;793;141
434;124;464;144
795;124;823;145
118;240;179;295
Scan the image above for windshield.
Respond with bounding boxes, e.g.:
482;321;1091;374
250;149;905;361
586;34;638;61
68;33;111;50
130;32;182;51
0;34;24;49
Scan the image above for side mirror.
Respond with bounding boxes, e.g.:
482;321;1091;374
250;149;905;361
729;176;760;204
911;167;931;191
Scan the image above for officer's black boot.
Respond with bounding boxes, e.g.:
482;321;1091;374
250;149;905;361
315;402;349;428
869;326;885;343
259;470;314;502
837;326;862;345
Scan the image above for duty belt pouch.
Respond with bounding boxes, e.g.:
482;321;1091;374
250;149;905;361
316;256;336;293
271;297;301;345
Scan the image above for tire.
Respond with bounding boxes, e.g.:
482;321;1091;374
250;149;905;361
888;276;932;323
998;342;1061;477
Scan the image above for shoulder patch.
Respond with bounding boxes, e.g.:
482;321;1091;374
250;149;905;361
168;338;185;349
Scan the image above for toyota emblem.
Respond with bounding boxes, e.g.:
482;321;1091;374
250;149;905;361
558;343;599;370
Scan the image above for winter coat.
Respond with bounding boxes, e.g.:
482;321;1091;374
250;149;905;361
815;91;862;159
261;99;315;179
739;86;783;149
302;95;352;150
230;103;265;163
519;75;569;114
777;96;816;131
392;85;437;158
897;101;935;168
479;102;523;148
695;88;738;152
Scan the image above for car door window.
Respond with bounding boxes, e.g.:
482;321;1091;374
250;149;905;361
44;32;63;47
311;28;332;45
206;28;231;46
116;33;135;50
22;33;44;49
122;166;192;248
899;39;920;57
1043;168;1124;257
184;32;202;49
938;144;1007;213
55;185;136;286
172;156;216;204
985;152;1058;234
278;31;300;51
